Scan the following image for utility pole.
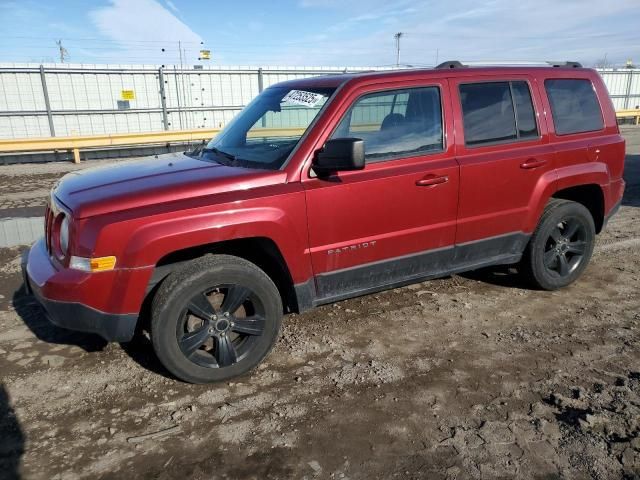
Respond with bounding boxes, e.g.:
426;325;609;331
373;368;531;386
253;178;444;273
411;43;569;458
56;40;68;63
394;32;403;67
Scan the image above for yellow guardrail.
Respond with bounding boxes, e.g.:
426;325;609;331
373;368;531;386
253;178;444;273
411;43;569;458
617;109;640;125
0;129;221;163
0;127;306;163
1;112;638;165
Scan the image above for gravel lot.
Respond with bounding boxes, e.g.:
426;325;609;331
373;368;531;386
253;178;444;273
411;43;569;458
0;128;639;480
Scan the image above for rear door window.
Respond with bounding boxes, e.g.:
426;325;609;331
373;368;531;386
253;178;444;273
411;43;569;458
511;82;538;139
459;81;539;146
544;79;604;135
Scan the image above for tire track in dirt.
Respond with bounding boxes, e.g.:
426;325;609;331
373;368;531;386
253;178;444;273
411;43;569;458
595;237;640;253
0;130;638;479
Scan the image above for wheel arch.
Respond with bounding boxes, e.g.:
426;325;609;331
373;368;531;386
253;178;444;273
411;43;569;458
137;237;300;335
527;162;609;235
551;184;605;233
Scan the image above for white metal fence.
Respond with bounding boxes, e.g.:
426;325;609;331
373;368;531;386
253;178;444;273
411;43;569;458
598;68;640;110
0;64;384;139
0;63;638;139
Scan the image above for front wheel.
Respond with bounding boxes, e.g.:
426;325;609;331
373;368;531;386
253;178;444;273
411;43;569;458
151;255;283;384
520;199;595;290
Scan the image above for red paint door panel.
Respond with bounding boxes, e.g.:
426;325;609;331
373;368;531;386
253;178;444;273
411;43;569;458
451;75;556;243
305;157;459;275
302;80;458;278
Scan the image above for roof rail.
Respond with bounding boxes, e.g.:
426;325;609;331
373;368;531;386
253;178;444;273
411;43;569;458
547;61;582;68
435;60;583;69
435;60;466;69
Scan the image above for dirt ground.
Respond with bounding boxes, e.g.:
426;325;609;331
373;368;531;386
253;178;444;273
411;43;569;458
0;128;639;480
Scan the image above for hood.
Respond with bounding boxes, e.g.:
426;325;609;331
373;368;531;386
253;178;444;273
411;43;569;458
54;152;286;219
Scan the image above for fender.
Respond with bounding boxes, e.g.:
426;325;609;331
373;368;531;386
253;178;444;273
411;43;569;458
74;179;313;316
556;161;609;191
131;206;302;262
524;161;609;233
84;201;312;316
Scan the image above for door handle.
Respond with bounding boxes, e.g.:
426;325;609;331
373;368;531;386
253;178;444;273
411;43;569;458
520;158;547;169
416;175;449;187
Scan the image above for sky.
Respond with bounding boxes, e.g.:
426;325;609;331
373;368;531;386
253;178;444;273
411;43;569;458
0;0;638;67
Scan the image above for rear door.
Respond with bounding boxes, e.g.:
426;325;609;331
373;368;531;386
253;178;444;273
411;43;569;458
450;76;556;252
302;79;459;302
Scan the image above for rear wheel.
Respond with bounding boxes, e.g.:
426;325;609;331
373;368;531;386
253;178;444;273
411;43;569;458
520;199;595;290
151;255;282;383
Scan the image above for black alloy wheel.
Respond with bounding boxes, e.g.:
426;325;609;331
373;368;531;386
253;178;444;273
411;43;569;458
177;285;266;369
542;218;589;278
151;255;282;383
520;199;595;290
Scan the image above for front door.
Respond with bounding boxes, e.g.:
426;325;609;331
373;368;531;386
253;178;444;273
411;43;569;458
302;80;459;302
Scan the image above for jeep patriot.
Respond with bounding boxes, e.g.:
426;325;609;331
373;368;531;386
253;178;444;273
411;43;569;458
23;61;626;383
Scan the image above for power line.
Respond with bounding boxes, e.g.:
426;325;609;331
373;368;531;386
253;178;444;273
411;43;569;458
0;43;391;56
0;33;439;50
3;35;204;45
0;34;346;48
0;37;390;52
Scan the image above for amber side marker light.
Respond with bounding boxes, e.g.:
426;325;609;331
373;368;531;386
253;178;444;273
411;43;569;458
69;256;117;272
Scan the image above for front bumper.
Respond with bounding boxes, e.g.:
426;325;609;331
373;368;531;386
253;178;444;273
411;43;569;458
22;239;138;342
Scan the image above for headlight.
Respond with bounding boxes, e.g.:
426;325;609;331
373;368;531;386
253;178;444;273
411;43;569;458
59;215;70;255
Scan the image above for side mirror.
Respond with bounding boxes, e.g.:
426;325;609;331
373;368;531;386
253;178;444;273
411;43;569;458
313;138;365;175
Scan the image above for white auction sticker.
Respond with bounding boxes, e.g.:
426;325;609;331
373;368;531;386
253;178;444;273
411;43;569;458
281;90;324;107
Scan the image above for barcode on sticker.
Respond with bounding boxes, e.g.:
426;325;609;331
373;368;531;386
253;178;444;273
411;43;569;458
282;90;324;107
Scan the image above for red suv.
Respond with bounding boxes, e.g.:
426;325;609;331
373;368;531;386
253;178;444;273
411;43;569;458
23;61;625;383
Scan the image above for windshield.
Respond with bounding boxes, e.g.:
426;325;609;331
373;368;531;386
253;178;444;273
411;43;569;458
202;86;336;170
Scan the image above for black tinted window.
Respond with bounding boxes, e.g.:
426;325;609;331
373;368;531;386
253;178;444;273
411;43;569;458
512;81;538;139
545;79;604;135
459;81;539;146
331;87;443;162
460;82;516;145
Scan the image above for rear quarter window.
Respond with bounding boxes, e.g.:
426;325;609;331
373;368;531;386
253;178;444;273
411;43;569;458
544;79;604;135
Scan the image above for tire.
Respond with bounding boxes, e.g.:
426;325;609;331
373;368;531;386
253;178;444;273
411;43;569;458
151;254;282;384
520;199;595;290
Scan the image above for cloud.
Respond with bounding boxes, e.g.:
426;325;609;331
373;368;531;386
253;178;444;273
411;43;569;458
165;0;179;13
0;0;38;21
6;0;637;67
276;0;640;66
89;0;203;62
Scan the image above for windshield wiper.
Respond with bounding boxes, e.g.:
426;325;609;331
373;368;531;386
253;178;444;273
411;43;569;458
198;146;273;170
185;140;207;157
201;146;236;164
